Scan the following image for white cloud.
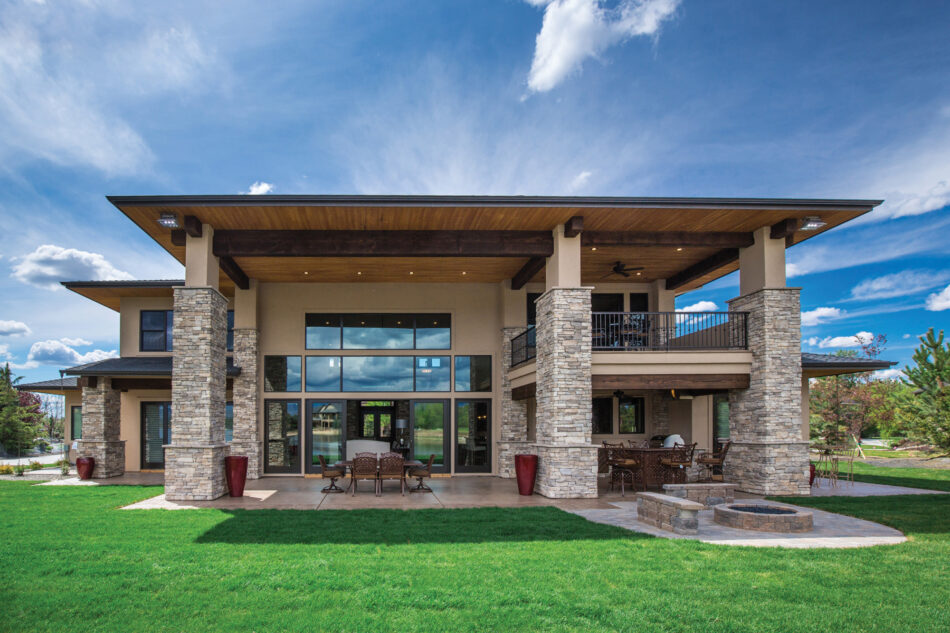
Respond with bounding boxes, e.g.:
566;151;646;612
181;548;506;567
243;181;275;195
677;300;718;312
0;320;32;337
807;331;874;349
926;284;950;311
0;344;11;361
801;307;843;327
12;339;117;370
849;270;950;301
59;337;92;347
121;27;217;92
11;245;133;290
568;170;593;192
524;0;680;93
874;368;904;381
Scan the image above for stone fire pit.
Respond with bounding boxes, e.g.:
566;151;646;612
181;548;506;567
713;503;813;533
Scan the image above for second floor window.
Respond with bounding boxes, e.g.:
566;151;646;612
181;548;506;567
141;310;174;352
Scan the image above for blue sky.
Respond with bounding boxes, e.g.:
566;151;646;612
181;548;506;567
0;0;948;384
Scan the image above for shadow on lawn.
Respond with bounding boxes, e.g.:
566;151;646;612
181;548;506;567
195;505;649;545
776;494;950;536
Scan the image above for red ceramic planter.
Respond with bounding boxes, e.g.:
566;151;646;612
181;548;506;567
225;455;249;497
76;457;95;480
514;454;538;496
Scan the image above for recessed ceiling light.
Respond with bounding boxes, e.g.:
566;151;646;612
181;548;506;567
636;272;642;276
409;271;414;275
357;271;362;275
303;271;309;275
801;216;827;230
676;247;683;252
591;247;597;251
157;212;179;228
461;271;467;275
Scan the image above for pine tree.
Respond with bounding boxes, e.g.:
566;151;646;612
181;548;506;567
900;329;950;451
0;364;37;455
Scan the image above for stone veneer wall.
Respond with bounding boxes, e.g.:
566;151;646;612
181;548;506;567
650;392;671;436
166;287;229;501
77;377;125;478
724;288;810;496
229;328;261;479
533;288;598;498
498;326;531;478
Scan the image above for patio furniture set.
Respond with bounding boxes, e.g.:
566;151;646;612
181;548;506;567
603;440;732;496
811;444;856;488
317;453;437;496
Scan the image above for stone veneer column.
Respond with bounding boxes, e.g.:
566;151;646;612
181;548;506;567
724;288;810;495
165;287;229;501
497;326;532;478
229;328;261;479
77;377;125;478
533;288;598;498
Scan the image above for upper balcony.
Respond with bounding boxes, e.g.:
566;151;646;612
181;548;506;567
510;311;748;367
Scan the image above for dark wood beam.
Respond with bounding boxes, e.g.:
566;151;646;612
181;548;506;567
183;215;203;238
78;376;98;389
512;383;536;401
770;217;799;240
511;257;546;290
592;374;750;391
665;248;740;290
582;231;754;249
170;230;186;247
213;230;554;258
219;256;250;290
563;215;584;238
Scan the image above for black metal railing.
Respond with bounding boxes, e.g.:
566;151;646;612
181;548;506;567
510;326;536;366
591;311;748;351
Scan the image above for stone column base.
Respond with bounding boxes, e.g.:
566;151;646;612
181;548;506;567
76;440;125;478
724;441;811;496
229;440;263;480
164;444;229;501
497;441;536;478
533;444;598;498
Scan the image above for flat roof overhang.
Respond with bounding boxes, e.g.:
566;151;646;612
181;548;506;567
62;280;185;311
107;195;881;293
802;353;897;378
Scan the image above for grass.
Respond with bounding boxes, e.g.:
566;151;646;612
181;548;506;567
834;460;950;492
1;482;949;632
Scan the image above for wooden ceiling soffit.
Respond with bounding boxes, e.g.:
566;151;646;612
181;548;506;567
582;231;754;249
592;374;750;390
218;256;250;290
212;230;554;258
665;248;740;290
511;257;547;290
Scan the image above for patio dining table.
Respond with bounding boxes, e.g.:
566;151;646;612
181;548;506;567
333;459;424;472
619;447;676;488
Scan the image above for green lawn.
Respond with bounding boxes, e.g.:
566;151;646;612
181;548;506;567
837;460;950;492
1;482;949;632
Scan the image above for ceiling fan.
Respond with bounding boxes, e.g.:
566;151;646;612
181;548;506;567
600;261;645;279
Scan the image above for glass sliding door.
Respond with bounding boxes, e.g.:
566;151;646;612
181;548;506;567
141;402;171;469
455;400;491;473
410;400;449;473
305;400;345;473
264;400;301;474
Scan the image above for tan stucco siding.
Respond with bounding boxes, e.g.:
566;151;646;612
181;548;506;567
591;351;753;375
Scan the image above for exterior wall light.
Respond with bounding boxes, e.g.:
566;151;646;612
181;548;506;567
157;212;179;228
801;216;827;230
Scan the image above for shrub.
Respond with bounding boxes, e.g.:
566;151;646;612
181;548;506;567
28;460;44;471
13;464;25;476
0;464;13;475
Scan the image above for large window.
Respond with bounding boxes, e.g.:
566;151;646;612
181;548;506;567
264;400;300;473
141;402;171;469
454;356;492;392
414;356;450;392
226;310;235;352
70;406;82;440
592;397;613;435
305;356;341;392
342;356;414;392
591;293;623;312
619;396;645;434
412;401;448;471
264;356;302;392
305;314;451;350
140;310;173;352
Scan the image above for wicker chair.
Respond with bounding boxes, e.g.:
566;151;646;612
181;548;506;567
408;454;436;493
605;446;643;496
351;453;379;496
378;452;406;496
660;443;697;484
696;440;731;482
317;454;346;493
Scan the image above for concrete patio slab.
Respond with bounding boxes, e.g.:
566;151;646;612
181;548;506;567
808;478;947;497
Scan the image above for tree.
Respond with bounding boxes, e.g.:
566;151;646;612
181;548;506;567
899;329;950;452
0;364;38;455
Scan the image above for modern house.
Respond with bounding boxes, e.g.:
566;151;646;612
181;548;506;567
18;195;895;501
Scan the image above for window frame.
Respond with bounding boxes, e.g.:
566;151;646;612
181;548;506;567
591;397;613;435
140;310;174;352
454;355;492;393
263;355;302;392
70;406;82;441
304;313;452;351
618;396;646;435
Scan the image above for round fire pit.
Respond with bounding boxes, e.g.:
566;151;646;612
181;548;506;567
713;503;813;533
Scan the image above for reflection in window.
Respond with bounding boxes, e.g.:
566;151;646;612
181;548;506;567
619;397;645;434
306;314;342;350
342;356;414;391
264;356;302;392
226;310;235;352
413;401;446;467
414;314;451;349
305;356;341;391
225;402;233;442
343;314;414;349
264;400;300;473
592;397;613;434
305;313;452;350
141;310;173;352
414;356;450;391
454;356;492;392
70;406;82;440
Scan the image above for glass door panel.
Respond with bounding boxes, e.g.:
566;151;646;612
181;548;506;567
411;400;448;473
141;402;170;469
455;400;491;473
306;400;345;472
264;400;301;473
